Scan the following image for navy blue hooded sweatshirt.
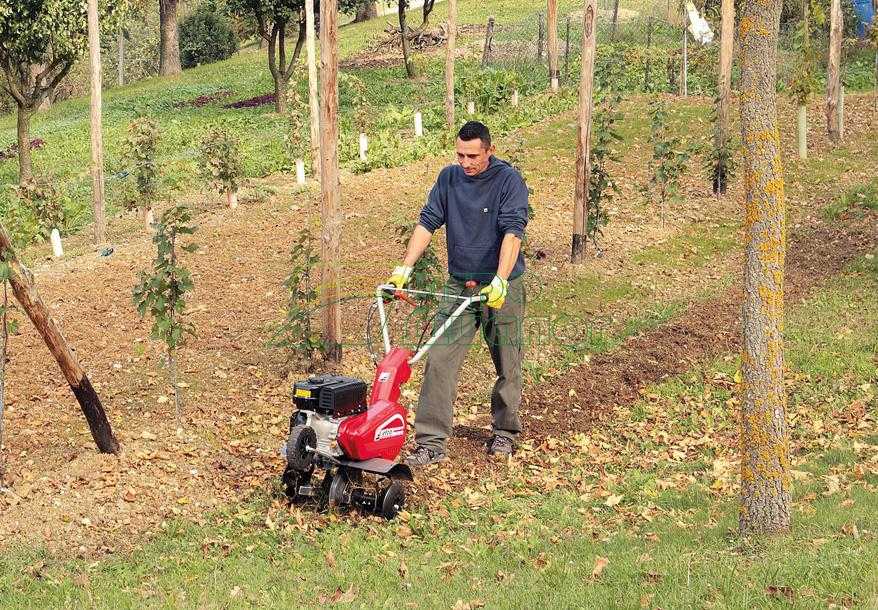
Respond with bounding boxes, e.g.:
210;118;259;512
418;156;529;282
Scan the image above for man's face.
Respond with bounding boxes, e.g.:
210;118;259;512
456;138;495;176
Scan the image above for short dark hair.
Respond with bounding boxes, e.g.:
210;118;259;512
457;121;491;149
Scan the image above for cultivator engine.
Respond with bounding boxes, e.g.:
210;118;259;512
280;282;484;519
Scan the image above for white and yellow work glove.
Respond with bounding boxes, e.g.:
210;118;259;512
479;275;508;309
386;265;413;290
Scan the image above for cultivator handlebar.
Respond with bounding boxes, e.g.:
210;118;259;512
375;281;485;365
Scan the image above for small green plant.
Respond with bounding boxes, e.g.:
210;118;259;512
284;87;307;166
197;126;244;209
13;174;65;241
122;116;161;223
268;229;323;370
587;95;623;252
788;0;825;107
132;206;198;420
456;66;519;114
642;98;692;225
705;102;738;196
341;73;370;134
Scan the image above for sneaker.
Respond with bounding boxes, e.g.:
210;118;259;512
487;435;515;456
404;445;447;466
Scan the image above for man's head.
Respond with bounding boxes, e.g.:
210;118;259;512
456;121;495;177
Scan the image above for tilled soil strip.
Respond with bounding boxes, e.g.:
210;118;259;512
447;208;878;458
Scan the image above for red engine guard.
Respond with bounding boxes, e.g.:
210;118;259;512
337;347;413;462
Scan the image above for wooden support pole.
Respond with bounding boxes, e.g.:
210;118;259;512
681;9;689;97
714;0;735;193
564;15;571;79
305;0;321;177
117;31;125;87
611;0;621;38
572;0;596;264
87;0;106;245
445;0;457;130
537;12;545;61
0;224;119;453
319;0;342;362
482;16;495;66
826;0;842;143
547;0;559;90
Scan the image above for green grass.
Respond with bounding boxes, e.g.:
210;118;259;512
633;221;738;268
824;179;878;220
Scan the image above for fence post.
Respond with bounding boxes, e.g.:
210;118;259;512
537;12;545;61
482;16;496;66
564;15;571;79
644;16;654;91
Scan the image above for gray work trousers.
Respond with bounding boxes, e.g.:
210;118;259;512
415;275;526;451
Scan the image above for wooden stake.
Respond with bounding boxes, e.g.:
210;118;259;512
681;10;689;97
117;31;125;87
0;224;119;453
714;0;735;194
564;15;571;78
320;0;342;362
87;0;106;245
482;16;495;66
826;0;842;143
537;12;545;61
547;0;559;89
572;0;596;264
305;0;321;177
445;0;457;131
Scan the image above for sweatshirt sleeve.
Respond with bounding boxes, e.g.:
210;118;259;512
418;171;447;233
498;170;529;239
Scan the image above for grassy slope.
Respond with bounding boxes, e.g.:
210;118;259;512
0;239;875;609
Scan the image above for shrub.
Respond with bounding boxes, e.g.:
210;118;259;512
641;98;692;225
122;116;161;217
14;175;65;241
179;2;238;69
456;66;519;114
197;126;244;207
268;230;323;369
132;205;198;420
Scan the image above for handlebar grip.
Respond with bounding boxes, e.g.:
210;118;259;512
394;290;418;307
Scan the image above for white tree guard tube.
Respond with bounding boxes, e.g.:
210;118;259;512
550;77;559;92
511;90;519;106
296;159;306;185
414;112;423;137
227;190;238;209
467;101;475;115
50;229;63;258
359;133;368;161
797;105;808;160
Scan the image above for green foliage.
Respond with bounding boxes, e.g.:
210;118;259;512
456;66;519;114
122;116;161;209
268;229;323;368
132;205;197;352
704;101;738;196
179;1;238;69
642;99;692;223
340;73;370;133
284;87;307;163
197;126;245;195
587;95;623;251
788;0;826;106
14;174;65;240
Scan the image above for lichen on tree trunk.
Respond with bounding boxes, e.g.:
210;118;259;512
738;0;791;536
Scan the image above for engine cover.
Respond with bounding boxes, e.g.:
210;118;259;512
293;375;367;418
336;399;407;461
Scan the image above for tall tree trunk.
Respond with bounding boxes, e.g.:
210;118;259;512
738;0;790;537
159;0;182;76
0;224;119;454
306;0;321;177
354;2;378;22
320;0;342;362
826;0;843;143
16;108;33;183
572;0;596;264
399;1;417;78
88;0;107;245
547;0;559;90
445;0;457;130
714;0;735;195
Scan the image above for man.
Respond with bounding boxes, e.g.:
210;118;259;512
386;121;529;466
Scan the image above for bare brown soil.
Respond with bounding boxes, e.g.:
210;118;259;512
0;95;875;555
